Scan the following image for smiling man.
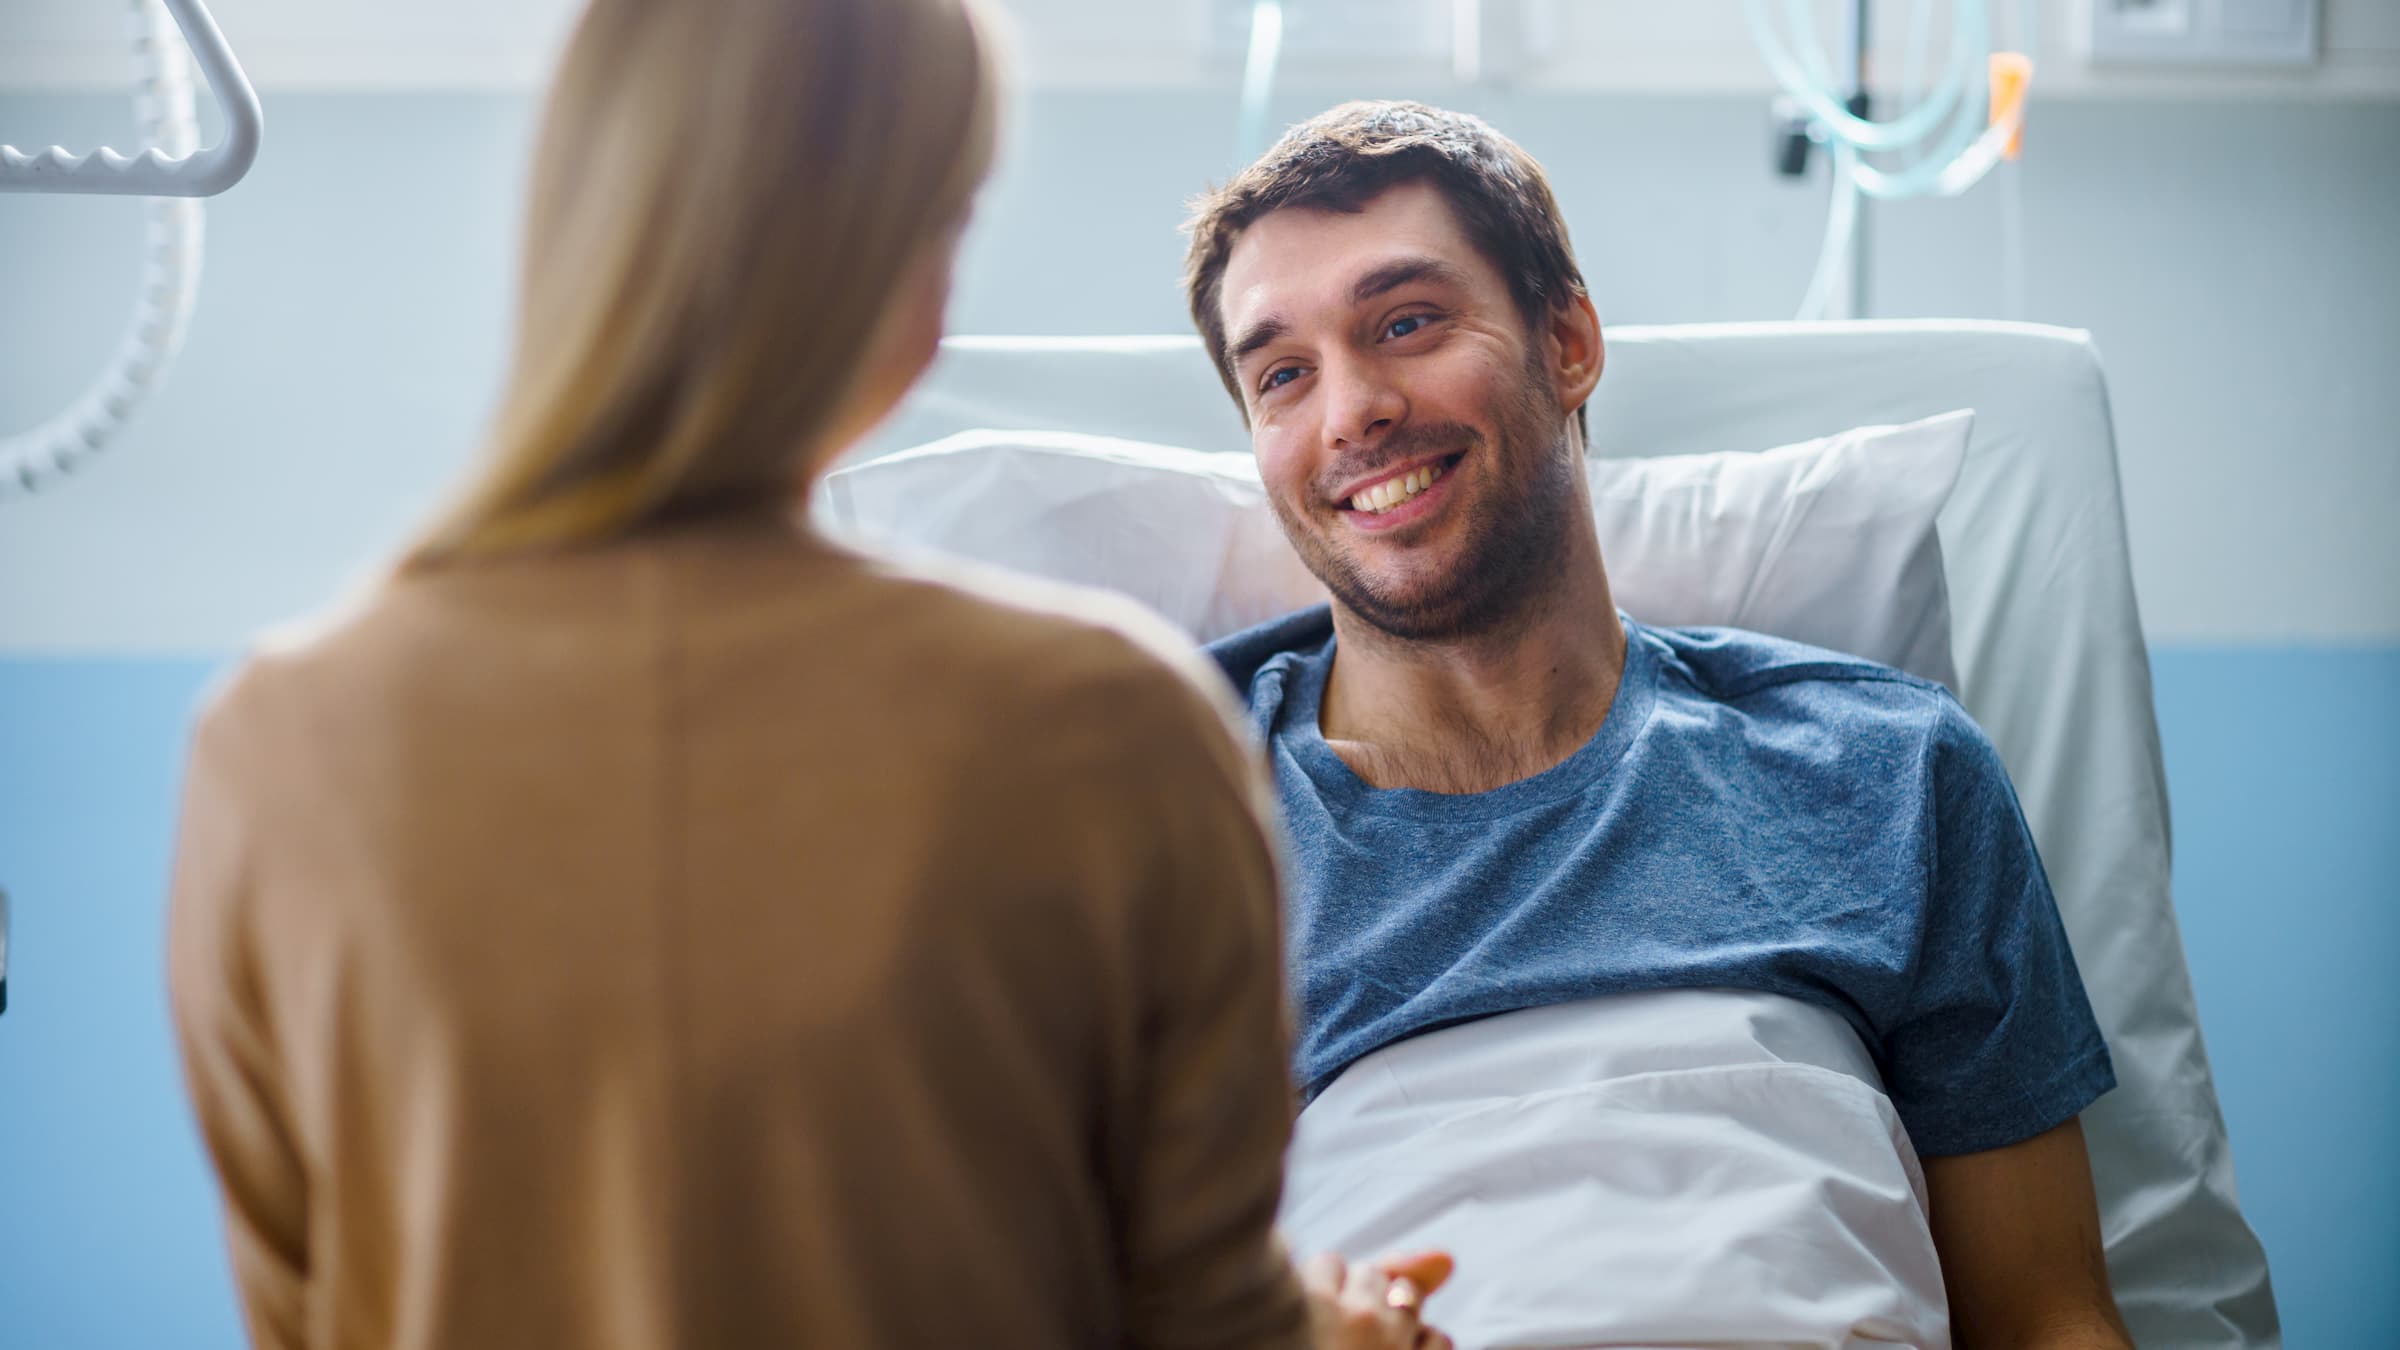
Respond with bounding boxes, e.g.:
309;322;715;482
1185;102;2134;1348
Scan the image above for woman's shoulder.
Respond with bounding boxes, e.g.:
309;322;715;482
192;533;1249;783
188;568;401;747
843;545;1249;746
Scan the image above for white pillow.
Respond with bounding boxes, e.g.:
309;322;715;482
818;409;1972;686
1592;409;1971;687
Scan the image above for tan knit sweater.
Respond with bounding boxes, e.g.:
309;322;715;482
167;521;1310;1350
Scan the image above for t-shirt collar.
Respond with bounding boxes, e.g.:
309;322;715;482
1272;612;1663;820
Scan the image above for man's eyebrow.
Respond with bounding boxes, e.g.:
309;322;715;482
1227;316;1291;373
1350;256;1470;307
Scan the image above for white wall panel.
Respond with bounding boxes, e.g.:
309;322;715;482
4;90;2395;651
4;0;2398;94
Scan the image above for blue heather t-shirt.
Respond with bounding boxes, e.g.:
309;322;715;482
1208;606;2114;1158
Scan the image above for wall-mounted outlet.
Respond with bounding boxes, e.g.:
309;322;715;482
2085;0;2320;66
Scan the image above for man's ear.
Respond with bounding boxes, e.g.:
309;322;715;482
1547;290;1604;417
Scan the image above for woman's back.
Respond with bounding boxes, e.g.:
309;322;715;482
169;524;1309;1349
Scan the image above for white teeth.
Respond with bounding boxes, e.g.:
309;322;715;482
1349;461;1448;514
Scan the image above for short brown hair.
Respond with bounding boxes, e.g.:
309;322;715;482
1182;100;1590;435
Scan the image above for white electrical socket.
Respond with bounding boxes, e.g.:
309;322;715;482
2085;0;2320;66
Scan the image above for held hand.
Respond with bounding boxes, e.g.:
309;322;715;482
1376;1250;1454;1301
1300;1250;1457;1350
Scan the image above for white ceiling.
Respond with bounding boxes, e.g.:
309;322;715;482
2;0;2395;95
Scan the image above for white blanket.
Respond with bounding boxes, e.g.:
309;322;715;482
1279;990;1951;1350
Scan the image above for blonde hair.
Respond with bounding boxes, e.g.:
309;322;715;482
411;0;999;564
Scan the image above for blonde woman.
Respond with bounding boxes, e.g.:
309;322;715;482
165;1;1448;1346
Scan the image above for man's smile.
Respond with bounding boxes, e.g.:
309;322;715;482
1334;449;1468;533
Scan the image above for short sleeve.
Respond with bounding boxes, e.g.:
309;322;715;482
1884;696;2116;1157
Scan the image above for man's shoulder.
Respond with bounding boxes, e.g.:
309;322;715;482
1640;621;1989;776
1205;604;1336;704
1644;621;1951;712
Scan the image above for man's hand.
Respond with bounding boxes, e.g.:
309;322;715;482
1301;1250;1457;1350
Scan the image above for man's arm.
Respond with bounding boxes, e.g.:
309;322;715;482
1923;1117;2131;1349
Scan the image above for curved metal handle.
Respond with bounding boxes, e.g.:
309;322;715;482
0;0;262;197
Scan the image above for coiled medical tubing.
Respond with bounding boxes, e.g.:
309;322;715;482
1745;0;2036;319
1227;2;2032;322
0;0;262;498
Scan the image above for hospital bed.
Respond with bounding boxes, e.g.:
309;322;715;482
850;320;2278;1347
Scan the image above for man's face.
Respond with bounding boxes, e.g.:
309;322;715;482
1218;181;1582;643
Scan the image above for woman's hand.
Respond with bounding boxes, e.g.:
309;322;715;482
1301;1249;1457;1350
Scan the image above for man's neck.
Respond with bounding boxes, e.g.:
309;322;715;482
1319;542;1625;795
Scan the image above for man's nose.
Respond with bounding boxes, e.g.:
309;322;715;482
1321;353;1406;451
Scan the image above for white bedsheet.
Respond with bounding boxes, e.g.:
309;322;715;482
1281;990;1950;1350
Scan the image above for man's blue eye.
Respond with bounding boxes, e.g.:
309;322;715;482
1385;315;1428;340
1265;366;1303;390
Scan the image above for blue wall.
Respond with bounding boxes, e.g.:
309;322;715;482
4;647;2395;1346
2153;647;2400;1346
0;659;242;1350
